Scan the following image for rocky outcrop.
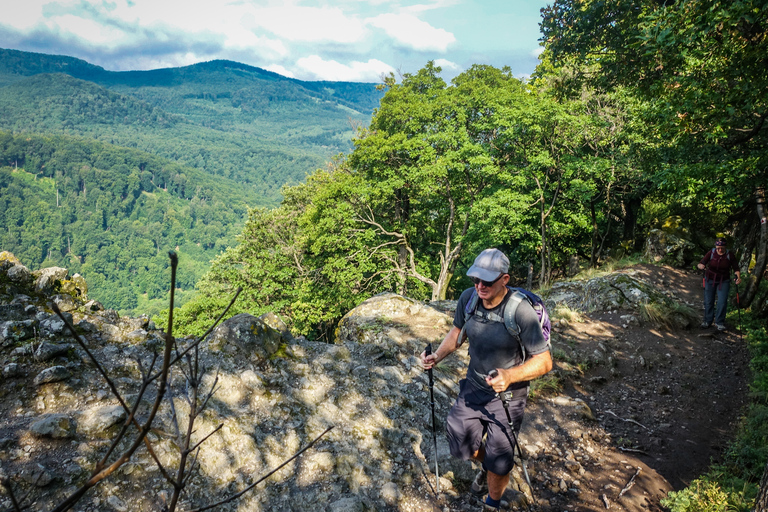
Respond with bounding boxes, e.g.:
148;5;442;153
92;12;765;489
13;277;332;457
644;227;696;268
543;268;696;329
0;251;678;512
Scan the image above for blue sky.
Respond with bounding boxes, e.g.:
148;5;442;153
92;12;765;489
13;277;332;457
0;0;550;83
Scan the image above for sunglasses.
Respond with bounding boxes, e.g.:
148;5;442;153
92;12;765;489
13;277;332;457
471;275;503;287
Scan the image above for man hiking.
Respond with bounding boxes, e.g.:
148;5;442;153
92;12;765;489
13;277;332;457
420;248;552;510
697;237;742;331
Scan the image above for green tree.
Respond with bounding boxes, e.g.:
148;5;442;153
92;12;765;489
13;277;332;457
540;0;768;305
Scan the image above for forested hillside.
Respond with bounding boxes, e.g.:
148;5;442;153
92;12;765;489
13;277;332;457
0;131;255;314
0;48;383;316
0;49;384;205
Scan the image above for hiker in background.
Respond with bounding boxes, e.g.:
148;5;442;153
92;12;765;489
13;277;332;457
697;237;741;331
420;248;552;511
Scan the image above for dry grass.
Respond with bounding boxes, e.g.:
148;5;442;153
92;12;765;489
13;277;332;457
641;301;699;329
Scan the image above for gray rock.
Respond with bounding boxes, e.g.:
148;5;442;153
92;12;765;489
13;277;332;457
33;267;69;295
51;294;77;313
0;303;27;321
0;250;21;270
40;312;72;337
35;343;72;361
124;329;148;343
30;414;76;438
78;405;127;435
2;363;23;378
208;313;283;358
327;497;367;512
644;227;696;267
258;311;293;342
7;264;31;284
33;365;72;385
0;319;37;345
379;482;400;505
107;495;127;511
59;274;88;299
84;300;104;312
21;464;55;486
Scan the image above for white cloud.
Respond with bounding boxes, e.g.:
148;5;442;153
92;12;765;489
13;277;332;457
46;14;129;46
245;5;367;44
296;55;393;81
531;46;545;58
265;63;296;78
433;58;461;71
366;12;455;52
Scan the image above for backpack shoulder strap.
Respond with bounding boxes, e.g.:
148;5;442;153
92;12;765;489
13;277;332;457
503;288;529;362
457;290;479;347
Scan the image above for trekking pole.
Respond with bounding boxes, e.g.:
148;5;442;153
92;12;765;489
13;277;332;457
735;281;743;342
488;369;534;500
425;343;439;493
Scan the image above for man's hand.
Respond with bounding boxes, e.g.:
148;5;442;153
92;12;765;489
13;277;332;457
697;263;705;270
420;351;438;370
486;369;508;393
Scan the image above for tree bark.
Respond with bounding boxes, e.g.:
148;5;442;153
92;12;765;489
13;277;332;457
740;186;767;308
756;460;768;512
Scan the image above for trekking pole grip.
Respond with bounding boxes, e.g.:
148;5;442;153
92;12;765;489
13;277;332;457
487;369;510;405
425;343;434;385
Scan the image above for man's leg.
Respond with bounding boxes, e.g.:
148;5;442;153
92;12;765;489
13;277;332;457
703;279;715;325
487;471;510;501
715;279;731;326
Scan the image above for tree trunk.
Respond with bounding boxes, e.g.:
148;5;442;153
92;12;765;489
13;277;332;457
756;460;768;512
622;195;642;248
740;186;767;308
540;208;549;287
590;199;600;268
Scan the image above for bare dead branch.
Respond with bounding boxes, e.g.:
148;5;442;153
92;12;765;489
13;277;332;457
50;252;180;512
618;467;641;498
159;287;242;374
188;424;224;454
1;476;23;512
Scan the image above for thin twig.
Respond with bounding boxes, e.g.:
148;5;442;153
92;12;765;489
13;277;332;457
188;426;335;512
52;305;174;483
148;287;241;383
50;252;180;512
618;467;641;498
1;477;23;512
618;446;649;456
188;424;224;454
604;410;649;430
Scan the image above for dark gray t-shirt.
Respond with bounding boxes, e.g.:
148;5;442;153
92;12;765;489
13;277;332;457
454;287;549;402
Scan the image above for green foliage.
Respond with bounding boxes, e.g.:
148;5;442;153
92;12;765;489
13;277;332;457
0;49;384;207
175;62;655;337
0;131;250;315
661;475;754;512
539;0;768;212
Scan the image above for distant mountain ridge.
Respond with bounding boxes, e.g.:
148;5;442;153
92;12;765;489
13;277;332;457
0;47;384;205
0;47;384;316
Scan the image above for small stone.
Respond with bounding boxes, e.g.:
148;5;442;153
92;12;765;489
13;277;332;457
2;363;23;378
30;414;76;438
34;365;72;385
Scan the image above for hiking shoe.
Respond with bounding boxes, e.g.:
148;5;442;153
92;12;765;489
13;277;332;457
481;499;509;511
700;322;711;328
716;323;726;331
471;468;488;496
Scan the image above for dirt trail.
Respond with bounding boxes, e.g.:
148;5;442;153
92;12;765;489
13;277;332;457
420;264;751;512
528;263;751;510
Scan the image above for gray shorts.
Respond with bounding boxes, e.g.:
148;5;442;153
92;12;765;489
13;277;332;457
446;379;526;476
